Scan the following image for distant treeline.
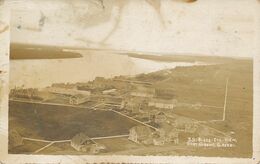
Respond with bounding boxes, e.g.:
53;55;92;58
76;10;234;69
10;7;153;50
10;43;82;60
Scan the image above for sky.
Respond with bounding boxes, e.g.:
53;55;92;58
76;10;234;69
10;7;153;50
9;0;258;57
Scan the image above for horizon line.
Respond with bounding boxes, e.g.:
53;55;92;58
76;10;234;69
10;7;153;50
11;42;253;60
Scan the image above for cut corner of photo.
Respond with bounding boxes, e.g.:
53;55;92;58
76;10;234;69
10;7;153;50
1;0;260;163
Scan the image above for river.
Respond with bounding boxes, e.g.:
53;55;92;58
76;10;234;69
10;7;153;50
10;51;204;89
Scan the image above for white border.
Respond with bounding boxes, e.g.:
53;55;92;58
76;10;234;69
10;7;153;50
0;1;260;163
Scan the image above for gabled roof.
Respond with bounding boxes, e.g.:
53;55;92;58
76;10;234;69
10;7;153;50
156;111;166;116
133;86;155;93
70;94;89;99
149;98;177;104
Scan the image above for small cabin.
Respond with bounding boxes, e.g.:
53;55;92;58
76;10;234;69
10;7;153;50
70;133;106;153
71;133;95;152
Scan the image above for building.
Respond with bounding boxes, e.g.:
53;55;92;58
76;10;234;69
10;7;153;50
128;125;154;144
128;124;179;146
71;133;94;152
155;88;176;99
154;112;167;124
89;143;106;154
92;77;111;89
192;102;202;109
69;94;90;105
120;96;147;113
71;133;106;153
130;86;155;98
159;124;179;144
148;98;178;110
121;100;139;113
173;117;198;133
153;137;165;146
45;87;91;96
102;88;117;95
94;77;105;82
9;88;43;100
153;123;179;145
51;83;77;89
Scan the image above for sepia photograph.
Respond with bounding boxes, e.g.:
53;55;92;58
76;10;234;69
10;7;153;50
0;0;259;163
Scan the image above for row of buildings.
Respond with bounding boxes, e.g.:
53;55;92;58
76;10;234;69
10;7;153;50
9;88;44;100
44;87;91;105
128;115;198;146
128;125;179;146
130;86;178;108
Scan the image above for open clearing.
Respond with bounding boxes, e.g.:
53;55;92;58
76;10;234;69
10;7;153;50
9;101;139;141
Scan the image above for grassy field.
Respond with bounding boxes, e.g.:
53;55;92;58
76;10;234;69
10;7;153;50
9;140;48;154
134;58;253;157
9;101;138;141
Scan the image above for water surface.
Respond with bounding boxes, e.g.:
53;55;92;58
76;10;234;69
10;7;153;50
10;51;202;88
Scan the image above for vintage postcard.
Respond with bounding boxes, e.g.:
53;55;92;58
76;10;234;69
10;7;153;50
1;0;260;163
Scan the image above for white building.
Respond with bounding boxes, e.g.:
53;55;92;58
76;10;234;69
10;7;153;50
148;98;178;109
102;88;117;94
69;94;90;105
